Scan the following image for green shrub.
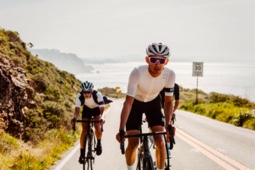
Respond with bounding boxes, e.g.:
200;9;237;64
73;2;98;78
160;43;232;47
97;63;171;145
11;152;44;170
232;113;254;127
243;118;255;130
0;132;19;154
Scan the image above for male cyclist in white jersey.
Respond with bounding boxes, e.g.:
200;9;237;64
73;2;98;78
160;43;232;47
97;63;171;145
72;81;105;164
116;42;175;170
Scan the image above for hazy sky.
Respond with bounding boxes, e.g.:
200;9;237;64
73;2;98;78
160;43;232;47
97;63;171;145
1;0;255;62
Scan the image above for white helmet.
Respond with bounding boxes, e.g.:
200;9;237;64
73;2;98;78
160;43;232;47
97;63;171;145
146;42;170;58
80;81;94;91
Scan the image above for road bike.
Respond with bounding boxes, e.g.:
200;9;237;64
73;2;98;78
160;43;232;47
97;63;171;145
120;120;174;170
73;118;103;170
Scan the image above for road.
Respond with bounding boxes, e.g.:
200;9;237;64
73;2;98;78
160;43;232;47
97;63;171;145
51;98;255;170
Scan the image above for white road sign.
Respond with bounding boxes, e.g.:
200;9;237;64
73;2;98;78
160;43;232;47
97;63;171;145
192;62;204;77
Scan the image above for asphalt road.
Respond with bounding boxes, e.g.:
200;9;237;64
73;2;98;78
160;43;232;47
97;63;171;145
51;98;255;170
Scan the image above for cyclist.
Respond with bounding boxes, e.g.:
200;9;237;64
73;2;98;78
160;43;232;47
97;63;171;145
160;83;180;157
72;81;105;164
116;42;175;170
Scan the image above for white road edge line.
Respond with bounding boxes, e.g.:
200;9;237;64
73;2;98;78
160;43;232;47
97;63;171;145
54;144;80;170
54;106;112;170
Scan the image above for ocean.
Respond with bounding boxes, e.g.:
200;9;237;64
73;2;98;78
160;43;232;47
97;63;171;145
75;62;255;102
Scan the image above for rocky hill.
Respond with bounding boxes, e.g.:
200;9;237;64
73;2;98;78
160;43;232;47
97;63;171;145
30;48;93;74
0;28;81;142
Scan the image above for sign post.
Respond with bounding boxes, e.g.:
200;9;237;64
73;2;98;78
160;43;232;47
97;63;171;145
192;62;204;104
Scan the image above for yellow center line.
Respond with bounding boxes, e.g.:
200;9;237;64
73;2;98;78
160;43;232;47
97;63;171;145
176;128;251;170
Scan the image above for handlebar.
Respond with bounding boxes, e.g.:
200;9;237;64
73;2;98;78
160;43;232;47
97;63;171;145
124;131;166;138
120;131;167;154
72;119;104;132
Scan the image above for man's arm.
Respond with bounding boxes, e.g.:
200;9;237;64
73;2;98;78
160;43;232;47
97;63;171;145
164;95;173;129
99;106;105;119
173;100;179;113
74;107;80;119
119;95;134;130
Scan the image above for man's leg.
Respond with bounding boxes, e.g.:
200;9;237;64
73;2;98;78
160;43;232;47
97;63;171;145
94;115;103;155
125;130;140;167
79;119;88;163
94;115;102;139
151;125;166;169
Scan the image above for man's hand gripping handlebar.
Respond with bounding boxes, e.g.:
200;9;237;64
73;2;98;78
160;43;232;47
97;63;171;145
117;129;125;154
167;124;176;150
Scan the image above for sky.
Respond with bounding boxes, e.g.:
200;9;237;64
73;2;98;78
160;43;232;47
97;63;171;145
1;0;255;62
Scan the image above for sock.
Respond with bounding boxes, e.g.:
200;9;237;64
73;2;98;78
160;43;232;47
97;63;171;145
80;148;85;157
167;142;170;148
127;164;134;170
97;139;101;144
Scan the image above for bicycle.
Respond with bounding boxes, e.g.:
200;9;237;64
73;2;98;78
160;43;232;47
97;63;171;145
120;120;173;170
73;118;103;170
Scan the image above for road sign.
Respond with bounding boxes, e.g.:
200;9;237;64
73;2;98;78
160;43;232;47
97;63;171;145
192;62;204;77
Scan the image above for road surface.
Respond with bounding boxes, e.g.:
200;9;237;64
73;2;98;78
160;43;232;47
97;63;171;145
51;98;255;170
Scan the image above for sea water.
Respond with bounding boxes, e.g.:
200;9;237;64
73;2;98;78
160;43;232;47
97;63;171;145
75;62;255;102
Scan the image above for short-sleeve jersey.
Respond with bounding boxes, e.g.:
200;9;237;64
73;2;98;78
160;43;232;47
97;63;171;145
160;83;180;107
75;91;105;109
126;65;175;102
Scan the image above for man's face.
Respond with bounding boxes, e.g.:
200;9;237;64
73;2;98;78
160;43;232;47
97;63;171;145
82;91;92;99
146;55;169;77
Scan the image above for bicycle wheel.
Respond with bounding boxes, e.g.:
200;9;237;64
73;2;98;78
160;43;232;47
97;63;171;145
143;157;154;170
83;135;89;170
91;130;96;156
87;159;94;170
136;151;143;170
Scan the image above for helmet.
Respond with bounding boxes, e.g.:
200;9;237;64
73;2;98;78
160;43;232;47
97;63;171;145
146;42;170;58
80;81;94;91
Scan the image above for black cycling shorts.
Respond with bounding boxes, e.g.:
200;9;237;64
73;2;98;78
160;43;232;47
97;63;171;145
126;95;165;131
82;105;101;119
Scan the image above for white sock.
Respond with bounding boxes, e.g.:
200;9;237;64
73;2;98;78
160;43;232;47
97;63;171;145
167;142;170;148
127;164;134;170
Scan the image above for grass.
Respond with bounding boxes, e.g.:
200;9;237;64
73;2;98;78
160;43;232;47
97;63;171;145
0;128;79;170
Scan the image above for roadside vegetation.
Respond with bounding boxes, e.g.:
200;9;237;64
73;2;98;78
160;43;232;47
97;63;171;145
179;87;255;130
0;28;125;170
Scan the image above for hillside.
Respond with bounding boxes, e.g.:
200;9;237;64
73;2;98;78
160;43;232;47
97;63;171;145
30;48;93;74
0;28;82;169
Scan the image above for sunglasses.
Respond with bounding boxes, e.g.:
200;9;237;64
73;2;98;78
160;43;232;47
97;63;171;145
149;57;166;64
82;91;91;94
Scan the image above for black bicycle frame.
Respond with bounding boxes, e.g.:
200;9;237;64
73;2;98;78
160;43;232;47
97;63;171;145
74;118;103;170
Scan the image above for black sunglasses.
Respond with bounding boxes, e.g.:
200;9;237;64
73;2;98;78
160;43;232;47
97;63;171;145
149;57;166;64
82;91;91;94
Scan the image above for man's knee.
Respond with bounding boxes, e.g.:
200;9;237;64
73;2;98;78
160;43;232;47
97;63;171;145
127;139;139;150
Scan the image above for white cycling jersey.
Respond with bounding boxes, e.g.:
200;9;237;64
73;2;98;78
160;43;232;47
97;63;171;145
127;65;175;102
75;92;105;109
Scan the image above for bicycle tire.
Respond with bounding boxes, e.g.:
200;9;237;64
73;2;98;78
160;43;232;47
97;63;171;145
87;159;94;170
143;157;154;170
83;135;89;170
136;150;143;170
91;130;96;164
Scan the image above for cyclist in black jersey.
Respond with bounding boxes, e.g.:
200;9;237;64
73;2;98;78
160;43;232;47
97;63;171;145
71;81;106;164
116;42;176;170
160;83;180;157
